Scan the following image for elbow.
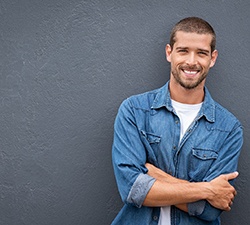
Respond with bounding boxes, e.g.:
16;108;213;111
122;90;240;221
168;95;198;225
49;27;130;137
126;174;156;208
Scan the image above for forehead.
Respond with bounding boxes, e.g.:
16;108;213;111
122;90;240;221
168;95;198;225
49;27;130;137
174;31;213;51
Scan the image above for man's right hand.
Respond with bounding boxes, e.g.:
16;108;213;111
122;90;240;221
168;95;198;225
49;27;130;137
206;172;239;211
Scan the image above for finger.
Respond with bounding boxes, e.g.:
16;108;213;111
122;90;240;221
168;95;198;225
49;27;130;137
224;171;239;181
145;163;153;169
223;205;231;211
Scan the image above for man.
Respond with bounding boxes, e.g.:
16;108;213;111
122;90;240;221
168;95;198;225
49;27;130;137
111;17;243;225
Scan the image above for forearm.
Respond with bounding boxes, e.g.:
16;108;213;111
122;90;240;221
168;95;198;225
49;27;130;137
144;165;221;220
144;163;208;207
145;163;188;211
143;179;209;207
144;163;237;211
146;163;187;184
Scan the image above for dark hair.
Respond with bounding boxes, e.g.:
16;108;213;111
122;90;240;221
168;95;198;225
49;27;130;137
170;17;216;52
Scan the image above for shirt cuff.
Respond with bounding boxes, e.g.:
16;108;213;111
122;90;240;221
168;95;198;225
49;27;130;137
127;173;156;208
188;200;206;216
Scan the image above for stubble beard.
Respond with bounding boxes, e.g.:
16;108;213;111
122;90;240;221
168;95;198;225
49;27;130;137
171;68;208;90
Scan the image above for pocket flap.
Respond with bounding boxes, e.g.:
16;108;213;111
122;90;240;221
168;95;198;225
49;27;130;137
140;130;161;144
192;149;218;160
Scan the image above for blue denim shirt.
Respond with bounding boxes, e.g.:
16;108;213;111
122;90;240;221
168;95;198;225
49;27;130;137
112;82;243;225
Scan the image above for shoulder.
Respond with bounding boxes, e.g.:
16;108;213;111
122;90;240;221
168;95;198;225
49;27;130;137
204;87;242;130
120;85;165;111
214;101;242;130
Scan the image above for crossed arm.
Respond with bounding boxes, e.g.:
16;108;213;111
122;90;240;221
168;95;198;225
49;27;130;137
143;163;238;212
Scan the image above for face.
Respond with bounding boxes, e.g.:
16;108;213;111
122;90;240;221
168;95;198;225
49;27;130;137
166;31;218;90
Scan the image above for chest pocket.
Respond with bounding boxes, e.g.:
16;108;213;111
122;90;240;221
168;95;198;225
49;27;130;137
143;132;161;144
189;148;218;181
140;130;161;163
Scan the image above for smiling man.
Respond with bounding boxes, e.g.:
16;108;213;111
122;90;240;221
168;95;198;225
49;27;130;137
111;17;243;225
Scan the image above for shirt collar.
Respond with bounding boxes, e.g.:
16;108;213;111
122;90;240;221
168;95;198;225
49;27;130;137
151;81;215;123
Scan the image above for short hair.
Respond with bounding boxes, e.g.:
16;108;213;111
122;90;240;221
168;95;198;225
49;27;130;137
169;17;216;52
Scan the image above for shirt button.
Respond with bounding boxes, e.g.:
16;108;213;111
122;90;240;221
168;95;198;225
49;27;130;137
175;120;179;124
173;145;177;150
153;216;158;221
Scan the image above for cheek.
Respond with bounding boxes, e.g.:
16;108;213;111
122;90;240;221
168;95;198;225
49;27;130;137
201;59;213;69
169;55;182;66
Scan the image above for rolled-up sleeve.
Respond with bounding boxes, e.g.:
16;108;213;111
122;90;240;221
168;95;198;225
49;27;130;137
127;173;156;207
188;200;222;221
112;98;155;207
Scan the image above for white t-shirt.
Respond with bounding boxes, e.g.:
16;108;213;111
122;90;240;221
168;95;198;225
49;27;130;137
158;99;202;225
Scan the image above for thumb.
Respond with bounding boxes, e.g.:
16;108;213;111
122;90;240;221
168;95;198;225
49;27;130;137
223;171;239;181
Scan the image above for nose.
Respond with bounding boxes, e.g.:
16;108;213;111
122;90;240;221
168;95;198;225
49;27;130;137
186;52;197;65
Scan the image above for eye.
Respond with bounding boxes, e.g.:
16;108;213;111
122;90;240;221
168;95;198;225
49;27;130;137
178;49;188;53
198;51;209;56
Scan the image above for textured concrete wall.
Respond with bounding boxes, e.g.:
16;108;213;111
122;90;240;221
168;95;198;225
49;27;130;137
0;1;249;224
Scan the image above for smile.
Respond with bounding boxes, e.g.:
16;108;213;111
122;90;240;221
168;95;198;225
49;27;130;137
183;70;199;75
181;69;200;77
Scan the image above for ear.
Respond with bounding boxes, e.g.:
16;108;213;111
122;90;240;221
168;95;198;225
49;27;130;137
165;44;172;63
209;50;218;68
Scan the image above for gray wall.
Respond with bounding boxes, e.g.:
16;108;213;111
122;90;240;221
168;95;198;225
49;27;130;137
0;0;249;224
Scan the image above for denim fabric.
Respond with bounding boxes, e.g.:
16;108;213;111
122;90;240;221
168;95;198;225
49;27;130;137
111;82;243;225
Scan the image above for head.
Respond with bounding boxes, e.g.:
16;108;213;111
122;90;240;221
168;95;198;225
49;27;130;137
166;17;218;91
170;17;216;53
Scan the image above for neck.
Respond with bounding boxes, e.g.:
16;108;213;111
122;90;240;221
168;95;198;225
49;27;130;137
169;80;205;104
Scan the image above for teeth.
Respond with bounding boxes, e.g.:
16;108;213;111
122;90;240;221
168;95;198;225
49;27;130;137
183;70;198;74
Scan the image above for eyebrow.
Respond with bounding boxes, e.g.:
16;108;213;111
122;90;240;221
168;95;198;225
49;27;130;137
176;47;188;50
197;48;210;53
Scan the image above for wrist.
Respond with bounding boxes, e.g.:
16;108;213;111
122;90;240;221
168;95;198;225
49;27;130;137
199;181;214;201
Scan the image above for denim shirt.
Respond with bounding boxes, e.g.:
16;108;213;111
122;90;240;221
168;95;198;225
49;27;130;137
111;82;243;225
